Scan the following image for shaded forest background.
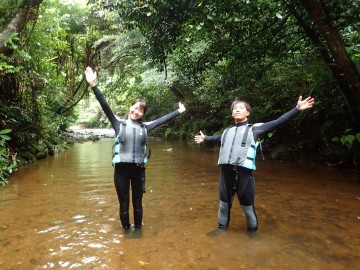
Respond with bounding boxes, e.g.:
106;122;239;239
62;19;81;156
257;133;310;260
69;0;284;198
0;0;359;184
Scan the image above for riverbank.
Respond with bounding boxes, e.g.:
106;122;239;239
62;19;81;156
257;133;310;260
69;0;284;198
14;127;115;168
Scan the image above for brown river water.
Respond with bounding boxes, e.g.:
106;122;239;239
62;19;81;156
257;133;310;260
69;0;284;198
0;137;359;270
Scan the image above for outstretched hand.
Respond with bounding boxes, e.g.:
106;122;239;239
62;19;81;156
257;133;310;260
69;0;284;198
84;66;97;87
178;102;186;113
296;96;315;111
194;131;205;144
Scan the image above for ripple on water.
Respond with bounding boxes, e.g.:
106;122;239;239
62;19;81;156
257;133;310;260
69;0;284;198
88;243;104;248
36;225;61;234
2;138;359;270
72;215;86;219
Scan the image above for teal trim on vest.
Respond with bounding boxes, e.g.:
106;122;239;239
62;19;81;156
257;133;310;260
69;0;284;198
218;124;259;170
112;120;148;164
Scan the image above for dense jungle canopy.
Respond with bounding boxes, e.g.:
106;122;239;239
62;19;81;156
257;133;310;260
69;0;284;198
0;0;359;184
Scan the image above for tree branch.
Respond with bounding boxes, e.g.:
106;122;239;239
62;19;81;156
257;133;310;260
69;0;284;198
0;0;43;54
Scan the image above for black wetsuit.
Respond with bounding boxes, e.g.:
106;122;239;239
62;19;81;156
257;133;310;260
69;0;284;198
92;86;181;229
204;107;300;231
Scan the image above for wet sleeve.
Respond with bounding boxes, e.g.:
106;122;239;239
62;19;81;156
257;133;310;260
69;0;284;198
252;107;300;138
145;110;181;132
91;86;118;129
204;134;222;143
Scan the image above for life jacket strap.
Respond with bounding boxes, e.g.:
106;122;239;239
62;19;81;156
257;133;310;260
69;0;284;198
221;126;232;148
119;121;126;144
241;125;252;147
112;121;151;165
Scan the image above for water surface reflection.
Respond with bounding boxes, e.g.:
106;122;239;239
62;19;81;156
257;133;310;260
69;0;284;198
0;138;359;269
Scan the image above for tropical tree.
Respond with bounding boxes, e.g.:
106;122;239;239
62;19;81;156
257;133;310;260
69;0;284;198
88;0;359;164
96;0;359;127
286;0;360;129
0;0;103;172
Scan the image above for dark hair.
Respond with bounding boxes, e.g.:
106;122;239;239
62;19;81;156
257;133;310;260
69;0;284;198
125;99;148;121
231;99;251;112
131;99;148;114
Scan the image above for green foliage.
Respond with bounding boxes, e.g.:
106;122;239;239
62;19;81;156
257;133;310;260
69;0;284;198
0;0;358;180
0;129;17;186
0;0;21;28
0;101;35;143
79;1;357;159
331;129;360;166
4;32;20;49
332;129;360;151
0;0;102;184
0;34;22;74
0;60;16;74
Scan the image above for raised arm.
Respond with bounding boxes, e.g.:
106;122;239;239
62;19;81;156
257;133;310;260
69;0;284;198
85;66;97;87
253;95;315;138
178;102;186;113
145;102;186;131
84;67;118;128
296;96;315;111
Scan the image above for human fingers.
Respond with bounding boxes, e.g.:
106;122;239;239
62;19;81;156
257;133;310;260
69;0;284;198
194;136;202;143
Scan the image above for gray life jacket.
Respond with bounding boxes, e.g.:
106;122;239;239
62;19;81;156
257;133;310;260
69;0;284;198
218;124;259;170
112;119;149;164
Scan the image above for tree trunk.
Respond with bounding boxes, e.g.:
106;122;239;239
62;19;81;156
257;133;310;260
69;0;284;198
0;0;43;54
299;0;360;129
0;0;44;100
288;4;356;126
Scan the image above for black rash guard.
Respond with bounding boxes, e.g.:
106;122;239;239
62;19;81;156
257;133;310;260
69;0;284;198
203;107;300;145
91;85;181;229
92;86;180;135
202;107;301;231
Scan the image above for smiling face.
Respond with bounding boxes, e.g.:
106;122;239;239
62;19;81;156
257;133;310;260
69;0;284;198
231;101;250;124
129;101;145;121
